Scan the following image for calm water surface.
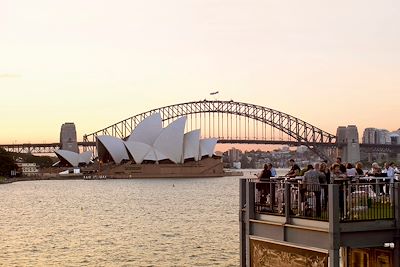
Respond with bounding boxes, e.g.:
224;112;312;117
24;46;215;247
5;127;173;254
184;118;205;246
0;176;243;266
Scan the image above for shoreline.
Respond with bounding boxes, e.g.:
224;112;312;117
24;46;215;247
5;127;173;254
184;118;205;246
0;176;83;185
0;170;244;185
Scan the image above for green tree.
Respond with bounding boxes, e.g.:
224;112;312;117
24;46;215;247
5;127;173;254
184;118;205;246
249;157;257;169
0;148;16;177
25;154;54;168
240;155;250;169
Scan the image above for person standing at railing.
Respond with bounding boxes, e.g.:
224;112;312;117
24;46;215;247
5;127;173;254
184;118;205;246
331;163;348;217
320;161;330;183
319;162;329;209
355;162;364;176
386;162;395;177
354;162;365;184
346;163;357;179
366;162;384;195
395;165;400;174
286;159;300;178
367;162;382;176
382;162;389;194
302;164;323;217
346;163;358;194
336;157;347;174
268;163;277;177
384;162;396;194
330;163;347;183
257;164;273;207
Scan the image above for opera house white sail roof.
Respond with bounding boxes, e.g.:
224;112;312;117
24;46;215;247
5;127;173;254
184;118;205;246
183;129;201;161
152;116;186;164
54;150;92;167
97;135;130;164
96;114;218;165
124;141;153;164
199;138;218;160
127;113;163;145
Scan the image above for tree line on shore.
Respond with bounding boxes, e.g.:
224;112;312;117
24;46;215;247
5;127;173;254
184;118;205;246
0;148;15;177
0;148;55;178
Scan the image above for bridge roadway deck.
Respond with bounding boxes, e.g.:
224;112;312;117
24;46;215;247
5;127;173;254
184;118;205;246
0;142;94;154
1;141;400;154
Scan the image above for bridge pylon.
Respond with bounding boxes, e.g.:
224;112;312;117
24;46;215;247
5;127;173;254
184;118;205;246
336;125;360;164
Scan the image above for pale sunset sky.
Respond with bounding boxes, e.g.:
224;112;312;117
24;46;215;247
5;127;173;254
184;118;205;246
1;0;399;146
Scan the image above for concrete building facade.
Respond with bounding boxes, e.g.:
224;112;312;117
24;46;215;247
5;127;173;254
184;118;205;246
16;162;39;176
337;125;360;164
60;122;79;153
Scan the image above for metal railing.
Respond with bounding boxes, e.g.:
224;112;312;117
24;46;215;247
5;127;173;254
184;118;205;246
250;177;397;222
341;182;394;221
254;180;329;221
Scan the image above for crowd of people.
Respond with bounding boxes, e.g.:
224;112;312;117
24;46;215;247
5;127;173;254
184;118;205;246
256;157;400;217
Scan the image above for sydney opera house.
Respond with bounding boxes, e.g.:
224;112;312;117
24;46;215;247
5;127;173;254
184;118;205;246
55;114;223;178
55;150;92;167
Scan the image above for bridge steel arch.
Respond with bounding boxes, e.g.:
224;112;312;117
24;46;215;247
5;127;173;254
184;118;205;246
83;100;337;160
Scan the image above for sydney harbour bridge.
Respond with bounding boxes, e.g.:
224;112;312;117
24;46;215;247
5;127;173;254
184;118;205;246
1;100;399;161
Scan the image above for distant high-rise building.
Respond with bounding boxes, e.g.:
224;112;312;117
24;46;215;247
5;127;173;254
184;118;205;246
362;128;376;144
362;128;390;144
361;127;399;162
60;122;79;153
390;134;400;145
378;129;390;144
228;147;241;163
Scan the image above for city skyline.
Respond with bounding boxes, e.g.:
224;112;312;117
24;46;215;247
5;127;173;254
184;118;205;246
1;1;399;144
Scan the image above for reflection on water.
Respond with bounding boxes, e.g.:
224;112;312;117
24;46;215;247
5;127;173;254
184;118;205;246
0;177;240;266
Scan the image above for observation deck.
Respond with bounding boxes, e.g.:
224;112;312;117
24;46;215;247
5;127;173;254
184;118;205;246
239;177;400;266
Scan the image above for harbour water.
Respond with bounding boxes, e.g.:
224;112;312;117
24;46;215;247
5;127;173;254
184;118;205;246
0;176;245;266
